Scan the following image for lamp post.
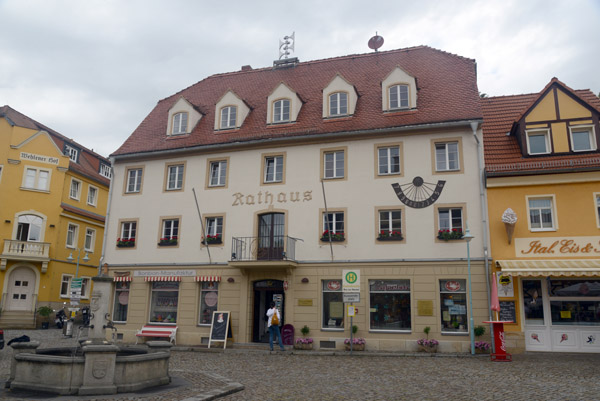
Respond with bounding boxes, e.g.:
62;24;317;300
67;248;90;279
463;227;475;355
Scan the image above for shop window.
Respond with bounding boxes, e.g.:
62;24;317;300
549;279;600;326
526;129;551;155
369;280;411;331
208;160;228;187
322;280;344;329
378;145;401;175
522;280;544;325
113;281;130;322
199;281;219;325
149;281;179;324
527;196;555;231
440;279;468;333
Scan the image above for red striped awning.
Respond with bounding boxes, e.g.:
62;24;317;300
194;276;221;282
113;276;132;282
144;276;181;282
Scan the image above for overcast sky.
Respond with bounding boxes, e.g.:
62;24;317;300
2;0;599;157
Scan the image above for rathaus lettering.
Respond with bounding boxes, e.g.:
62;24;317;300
232;190;313;206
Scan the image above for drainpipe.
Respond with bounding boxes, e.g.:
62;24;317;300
470;121;495;349
98;157;116;275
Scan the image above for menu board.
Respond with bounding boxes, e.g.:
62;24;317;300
208;311;231;349
499;301;516;323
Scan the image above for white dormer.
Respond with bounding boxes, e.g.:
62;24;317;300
381;67;417;111
267;82;303;124
322;74;358;118
166;97;203;136
214;90;250;131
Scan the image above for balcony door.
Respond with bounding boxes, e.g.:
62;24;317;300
257;213;284;260
16;215;42;242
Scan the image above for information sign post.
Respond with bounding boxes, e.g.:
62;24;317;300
342;270;360;354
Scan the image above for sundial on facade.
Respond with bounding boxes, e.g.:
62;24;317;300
391;176;446;208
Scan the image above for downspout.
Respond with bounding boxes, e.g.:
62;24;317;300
98;157;116;275
470;122;495;346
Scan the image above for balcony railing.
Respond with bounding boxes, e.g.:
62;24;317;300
2;240;50;258
231;236;299;261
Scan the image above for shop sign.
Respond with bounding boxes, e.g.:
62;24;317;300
444;280;461;292
516;237;600;258
20;151;60;165
327;280;341;291
134;270;195;277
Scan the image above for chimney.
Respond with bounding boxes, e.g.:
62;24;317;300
241;65;252;72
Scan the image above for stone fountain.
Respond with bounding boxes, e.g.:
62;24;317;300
7;272;172;396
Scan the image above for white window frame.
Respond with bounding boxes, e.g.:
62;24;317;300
526;195;557;232
87;185;98;206
378;146;401;175
273;99;290;123
323;212;344;234
126;168;143;193
161;218;179;240
120;221;137;240
205;216;223;237
525;129;551;155
209;160;227;187
166;164;184;191
328;92;348;116
22;166;51;191
379;210;402;235
435;142;460;171
60;274;73;298
66;223;78;249
84;228;95;252
64;144;78;162
171;112;188;135
324;150;345;179
220;106;237;129
389;84;409;110
264;155;284;183
569;125;597;152
99;163;112;179
438;208;463;232
69;178;82;200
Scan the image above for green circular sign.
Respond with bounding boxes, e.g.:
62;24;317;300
345;271;358;284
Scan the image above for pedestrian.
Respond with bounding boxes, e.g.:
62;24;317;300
266;302;285;351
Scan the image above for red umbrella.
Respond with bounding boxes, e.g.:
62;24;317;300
491;272;500;319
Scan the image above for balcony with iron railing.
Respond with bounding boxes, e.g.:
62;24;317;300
1;240;51;272
230;236;300;267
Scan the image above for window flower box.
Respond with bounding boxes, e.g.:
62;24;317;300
320;230;345;242
437;229;464;241
201;235;222;245
377;230;403;241
158;237;178;246
116;238;135;248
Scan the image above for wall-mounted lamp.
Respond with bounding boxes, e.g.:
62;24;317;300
49;224;55;228
227;277;235;283
301;278;309;283
4;220;10;223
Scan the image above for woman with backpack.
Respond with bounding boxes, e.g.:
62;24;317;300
266;302;285;351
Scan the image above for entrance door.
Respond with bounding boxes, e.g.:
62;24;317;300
7;267;36;311
252;280;284;343
257;213;284;260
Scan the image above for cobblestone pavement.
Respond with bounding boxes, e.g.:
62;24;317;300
0;327;599;400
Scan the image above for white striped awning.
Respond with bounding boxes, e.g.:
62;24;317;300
496;259;600;277
144;276;181;282
195;276;221;282
113;276;132;282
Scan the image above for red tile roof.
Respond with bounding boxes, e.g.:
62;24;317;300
112;46;482;157
0;105;110;186
481;80;600;175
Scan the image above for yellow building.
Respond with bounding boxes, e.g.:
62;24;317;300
0;106;111;328
482;79;600;353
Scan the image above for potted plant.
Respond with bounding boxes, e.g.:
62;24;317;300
344;325;365;351
320;230;345;242
158;236;178;246
474;325;490;354
201;234;222;245
116;237;135;247
416;326;439;353
294;325;314;350
437;229;464;241
37;305;53;329
377;230;403;241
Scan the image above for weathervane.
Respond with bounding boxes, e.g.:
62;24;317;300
279;32;295;60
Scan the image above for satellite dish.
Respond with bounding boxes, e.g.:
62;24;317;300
368;33;384;51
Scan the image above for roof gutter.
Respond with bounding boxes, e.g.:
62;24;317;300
111;119;484;162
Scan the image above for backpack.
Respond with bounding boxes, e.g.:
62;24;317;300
271;310;279;326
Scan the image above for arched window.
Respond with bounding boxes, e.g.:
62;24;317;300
171;112;188;134
273;99;290;123
329;92;348;116
389;84;409;109
17;214;43;242
220;106;237;129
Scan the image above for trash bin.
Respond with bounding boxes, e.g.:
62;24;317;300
63;319;74;337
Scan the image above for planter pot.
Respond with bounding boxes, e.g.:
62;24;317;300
320;238;345;242
294;343;313;350
418;344;438;353
437;236;464;241
345;343;365;351
475;348;490;354
201;239;222;245
158;242;178;246
377;236;404;241
41;322;49;329
116;242;135;248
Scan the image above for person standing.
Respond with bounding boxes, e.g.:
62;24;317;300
266;301;285;351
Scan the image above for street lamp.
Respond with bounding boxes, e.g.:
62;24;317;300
463;227;475;355
67;248;90;278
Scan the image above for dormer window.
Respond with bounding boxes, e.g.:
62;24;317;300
273;99;290;123
329;92;348;116
220;106;237;129
171;112;188;135
389;84;409;109
99;163;112;179
64;144;79;162
569;125;596;152
526;129;551;155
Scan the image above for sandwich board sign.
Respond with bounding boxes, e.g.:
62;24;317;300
208;311;231;349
